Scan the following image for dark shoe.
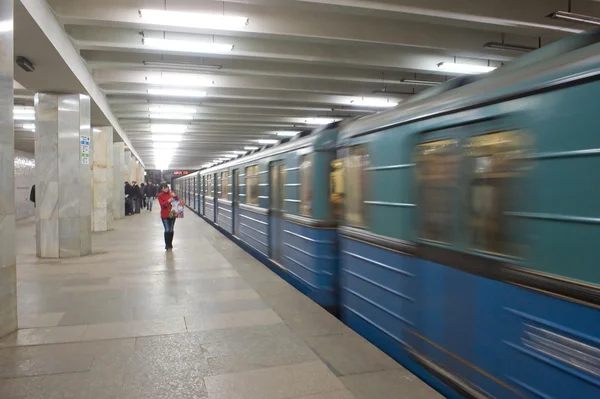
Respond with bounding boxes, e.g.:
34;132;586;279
168;232;174;249
164;232;169;250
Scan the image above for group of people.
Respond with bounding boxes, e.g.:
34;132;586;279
124;181;181;250
124;181;158;216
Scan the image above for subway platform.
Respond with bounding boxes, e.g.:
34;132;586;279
0;212;444;399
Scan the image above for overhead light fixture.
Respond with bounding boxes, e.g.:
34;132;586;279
152;135;182;142
274;131;301;137
153;143;179;149
148;105;197;113
92;128;102;133
14;106;34;115
349;98;398;108
548;10;600;26
13;114;35;121
401;78;442;86
147;88;207;97
22;123;35;130
150;114;194;120
257;139;279;145
231;150;248;154
143;38;234;54
145;74;213;87
143;61;223;71
303;118;340;125
483;42;536;53
150;124;187;134
437;62;496;74
244;146;259;151
139;9;249;30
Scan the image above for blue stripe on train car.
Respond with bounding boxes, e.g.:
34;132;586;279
340;236;600;399
217;201;233;234
281;220;338;308
238;208;269;257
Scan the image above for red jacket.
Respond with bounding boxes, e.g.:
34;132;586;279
157;191;179;219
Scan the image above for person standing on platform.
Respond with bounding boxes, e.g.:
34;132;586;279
124;181;134;216
157;182;181;250
140;183;146;210
132;181;142;214
145;181;156;211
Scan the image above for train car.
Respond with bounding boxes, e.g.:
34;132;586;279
337;32;600;398
196;124;341;308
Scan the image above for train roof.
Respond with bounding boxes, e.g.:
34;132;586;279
198;122;341;174
340;29;600;141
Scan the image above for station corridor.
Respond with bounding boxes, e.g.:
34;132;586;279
0;212;443;399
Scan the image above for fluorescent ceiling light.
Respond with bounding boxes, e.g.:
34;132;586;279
244;146;259;151
0;20;12;33
401;78;442;86
147;88;207;97
148;105;197;113
483;42;536;53
146;74;213;87
14;106;34;115
153;143;179;149
150;124;187;134
22;123;35;130
437;62;496;74
143;38;233;54
92;128;101;133
257;139;279;145
548;11;600;26
303;118;340;125
231;150;248;154
14;114;35;121
139;9;248;30
350;98;398;108
152;135;182;142
274;131;301;137
143;61;222;71
150;113;194;120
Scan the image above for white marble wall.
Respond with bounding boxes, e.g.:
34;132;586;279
113;142;125;219
92;126;114;232
123;149;131;184
35;93;92;258
14;150;35;220
0;0;17;338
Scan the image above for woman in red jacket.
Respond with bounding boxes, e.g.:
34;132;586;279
157;182;181;250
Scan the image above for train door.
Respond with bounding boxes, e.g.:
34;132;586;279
213;173;218;221
269;161;285;263
232;169;240;236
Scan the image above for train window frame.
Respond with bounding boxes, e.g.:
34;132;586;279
220;171;229;200
207;174;214;197
299;154;313;217
344;144;370;228
246;165;260;206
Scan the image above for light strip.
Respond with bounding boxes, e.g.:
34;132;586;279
148;105;197;113
22;123;35;130
148;88;207;97
13;114;35;121
143;61;222;71
150;114;194;120
349;98;398;108
401;78;442;86
274;131;301;137
548;11;600;26
437;62;496;74
483;42;536;53
150;124;187;134
139;9;248;30
257;139;279;144
14;106;34;115
146;74;213;87
153;143;179;149
143;38;233;54
231;150;248;154
244;146;259;151
152;135;182;142
303;118;340;125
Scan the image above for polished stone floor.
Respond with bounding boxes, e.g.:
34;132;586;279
0;212;444;399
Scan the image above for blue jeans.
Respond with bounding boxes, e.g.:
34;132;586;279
147;196;154;211
161;218;176;233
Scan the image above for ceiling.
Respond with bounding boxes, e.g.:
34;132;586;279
16;0;600;168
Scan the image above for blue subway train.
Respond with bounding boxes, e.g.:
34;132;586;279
175;31;600;399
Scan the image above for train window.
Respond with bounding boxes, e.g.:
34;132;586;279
299;154;313;217
220;171;229;200
207;175;214;197
330;159;344;219
246;165;260;205
467;131;526;257
345;145;369;227
416;139;458;243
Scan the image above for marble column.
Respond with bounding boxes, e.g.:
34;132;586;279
113;142;125;219
35;93;92;258
92;126;113;232
0;0;17;337
123;149;131;183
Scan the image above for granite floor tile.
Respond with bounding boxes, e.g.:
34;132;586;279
339;370;444;399
305;333;403;376
204;361;345;399
0;375;46;398
185;309;283;332
132;303;204;321
0;325;87;347
296;390;356;399
83;317;187;341
0;346;93;378
200;298;269;315
176;289;260;304
58;306;134;326
16;313;64;329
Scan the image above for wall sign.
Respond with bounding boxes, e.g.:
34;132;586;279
80;135;90;165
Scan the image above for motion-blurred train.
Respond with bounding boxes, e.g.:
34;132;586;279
175;31;600;399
